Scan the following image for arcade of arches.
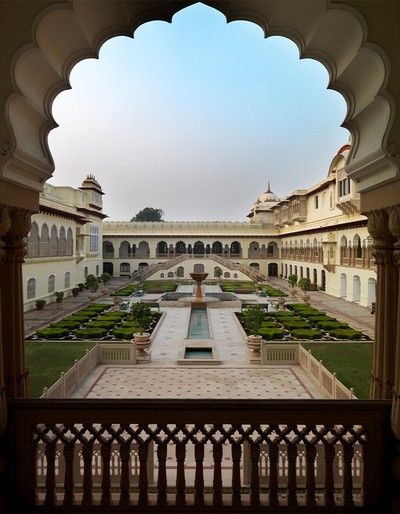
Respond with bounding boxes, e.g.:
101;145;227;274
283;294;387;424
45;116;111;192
1;0;400;509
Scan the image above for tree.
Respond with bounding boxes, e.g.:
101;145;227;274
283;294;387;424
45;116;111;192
242;305;265;336
131;207;164;222
298;277;311;293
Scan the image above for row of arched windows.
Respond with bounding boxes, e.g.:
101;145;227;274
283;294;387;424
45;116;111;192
26;272;71;299
339;235;372;266
27;222;74;258
103;240;279;259
281;238;323;263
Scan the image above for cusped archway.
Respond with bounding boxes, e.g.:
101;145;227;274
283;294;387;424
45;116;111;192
3;0;397;199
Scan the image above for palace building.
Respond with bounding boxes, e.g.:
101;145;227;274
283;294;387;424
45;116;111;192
23;142;375;309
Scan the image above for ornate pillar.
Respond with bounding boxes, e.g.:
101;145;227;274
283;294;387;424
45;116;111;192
367;209;398;399
0;207;31;398
388;205;400;438
0;206;11;431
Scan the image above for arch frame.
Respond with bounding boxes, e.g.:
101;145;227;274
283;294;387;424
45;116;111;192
0;0;397;199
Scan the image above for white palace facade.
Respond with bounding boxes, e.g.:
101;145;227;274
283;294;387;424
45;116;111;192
23;142;376;309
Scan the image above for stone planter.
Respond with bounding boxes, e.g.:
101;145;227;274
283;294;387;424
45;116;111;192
133;333;151;357
301;294;310;304
246;334;262;353
277;297;286;310
112;296;121;309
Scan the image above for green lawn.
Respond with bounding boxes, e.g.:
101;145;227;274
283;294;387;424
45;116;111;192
26;341;96;397
26;340;374;399
301;342;373;399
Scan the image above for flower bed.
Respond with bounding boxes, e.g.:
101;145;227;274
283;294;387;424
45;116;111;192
30;303;161;341
237;303;370;341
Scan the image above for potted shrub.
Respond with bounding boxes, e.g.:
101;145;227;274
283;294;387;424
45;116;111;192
54;291;64;303
242;304;265;352
71;287;80;297
288;274;298;296
86;274;99;299
297;277;312;304
130;302;152;355
35;299;46;311
100;272;111;294
77;282;85;292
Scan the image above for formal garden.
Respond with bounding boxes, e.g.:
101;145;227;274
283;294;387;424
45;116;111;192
29;303;162;341
238;303;370;341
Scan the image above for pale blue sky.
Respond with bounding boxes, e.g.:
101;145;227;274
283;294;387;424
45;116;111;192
48;3;348;222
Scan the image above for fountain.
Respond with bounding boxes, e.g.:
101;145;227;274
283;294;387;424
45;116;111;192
189;272;208;301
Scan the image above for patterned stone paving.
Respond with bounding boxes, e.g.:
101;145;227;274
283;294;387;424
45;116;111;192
81;366;315;399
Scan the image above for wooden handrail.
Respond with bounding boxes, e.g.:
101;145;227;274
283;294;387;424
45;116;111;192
7;398;392;512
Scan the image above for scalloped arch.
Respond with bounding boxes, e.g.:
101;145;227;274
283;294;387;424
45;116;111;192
2;0;398;194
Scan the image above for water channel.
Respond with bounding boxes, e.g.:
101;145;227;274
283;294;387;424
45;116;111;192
187;308;210;339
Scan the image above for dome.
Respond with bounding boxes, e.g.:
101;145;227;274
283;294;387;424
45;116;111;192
257;182;279;204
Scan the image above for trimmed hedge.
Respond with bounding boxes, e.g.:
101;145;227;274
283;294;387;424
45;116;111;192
112;327;135;340
262;286;287;297
316;321;348;331
259;328;284;340
269;311;298;319
329;328;363;340
36;327;69;339
260;321;278;329
50;321;82;330
291;329;323;339
74;327;108;339
306;315;336;322
282;321;312;330
86;320;116;330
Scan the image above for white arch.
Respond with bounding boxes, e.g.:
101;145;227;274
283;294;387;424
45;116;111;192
340;272;347;298
368;277;377;307
2;0;396;196
353;275;361;303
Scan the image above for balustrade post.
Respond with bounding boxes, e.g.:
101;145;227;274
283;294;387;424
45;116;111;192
0;206;10;432
0;207;31;398
212;443;223;507
194;443;204;507
156;442;167;506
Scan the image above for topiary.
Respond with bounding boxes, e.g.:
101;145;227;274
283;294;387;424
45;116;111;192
112;327;136;340
85;320;116;330
75;327;107;339
283;321;312;330
329;328;363;340
36;327;69;339
291;329;322;339
50;321;81;330
316;321;349;331
258;328;284;340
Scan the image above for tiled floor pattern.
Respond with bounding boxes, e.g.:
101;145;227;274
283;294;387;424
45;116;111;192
81;366;315;399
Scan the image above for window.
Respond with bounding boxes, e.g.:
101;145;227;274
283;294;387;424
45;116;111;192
89;226;99;252
27;278;36;299
314;195;319;209
64;271;71;288
120;262;130;273
339;177;351;197
48;274;55;293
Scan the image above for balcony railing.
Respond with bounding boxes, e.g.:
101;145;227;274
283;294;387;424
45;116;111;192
7;398;392;512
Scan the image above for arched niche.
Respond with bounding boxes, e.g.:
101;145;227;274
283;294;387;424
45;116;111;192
2;0;397;197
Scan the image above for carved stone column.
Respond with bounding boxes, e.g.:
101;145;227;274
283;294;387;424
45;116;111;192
0;206;11;431
388;205;400;438
367;209;398;399
0;207;31;398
